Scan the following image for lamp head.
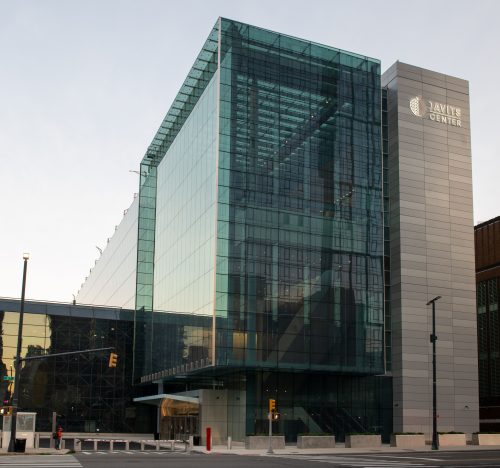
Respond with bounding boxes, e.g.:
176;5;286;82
426;295;442;305
22;253;30;260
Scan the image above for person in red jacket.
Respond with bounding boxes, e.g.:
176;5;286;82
55;426;63;450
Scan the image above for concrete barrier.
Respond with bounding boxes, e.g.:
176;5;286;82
390;434;425;448
297;435;335;449
245;436;285;450
438;433;466;446
472;433;500;445
345;434;381;448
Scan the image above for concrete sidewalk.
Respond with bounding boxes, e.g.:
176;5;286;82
0;448;71;455
191;443;500;456
3;443;500;457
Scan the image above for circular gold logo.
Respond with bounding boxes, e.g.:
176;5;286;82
410;96;426;117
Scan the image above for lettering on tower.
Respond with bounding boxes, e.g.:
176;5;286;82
409;96;462;127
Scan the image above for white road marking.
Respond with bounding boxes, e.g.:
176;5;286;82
0;455;81;467
266;454;440;467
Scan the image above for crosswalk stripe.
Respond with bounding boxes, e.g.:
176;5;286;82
383;456;442;462
314;461;419;464
0;457;81;467
324;462;427;466
268;454;438;467
77;449;183;456
320;464;402;467
282;457;418;463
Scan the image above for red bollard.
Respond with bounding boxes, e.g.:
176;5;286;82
206;427;211;451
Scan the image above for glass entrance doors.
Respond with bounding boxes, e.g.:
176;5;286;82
159;397;199;440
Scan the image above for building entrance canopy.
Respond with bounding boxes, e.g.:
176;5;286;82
133;393;199;406
134;393;199;440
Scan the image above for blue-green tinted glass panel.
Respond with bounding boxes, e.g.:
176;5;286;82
215;19;383;374
135;21;219;378
77;197;138;309
154;71;219;314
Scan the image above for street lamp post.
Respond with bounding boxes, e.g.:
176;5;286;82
8;253;29;453
427;295;441;451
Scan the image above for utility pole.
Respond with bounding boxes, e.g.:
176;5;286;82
267;399;275;454
8;253;29;453
427;295;441;451
267;410;273;454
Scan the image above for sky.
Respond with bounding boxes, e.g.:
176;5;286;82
1;0;499;302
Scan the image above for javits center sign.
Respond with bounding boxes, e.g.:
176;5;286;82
410;96;462;127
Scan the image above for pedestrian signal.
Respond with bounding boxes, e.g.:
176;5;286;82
0;406;13;416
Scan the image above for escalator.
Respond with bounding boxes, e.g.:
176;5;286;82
303;406;369;442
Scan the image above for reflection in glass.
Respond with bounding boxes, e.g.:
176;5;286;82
0;303;139;433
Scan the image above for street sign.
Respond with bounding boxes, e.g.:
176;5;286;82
3;376;14;381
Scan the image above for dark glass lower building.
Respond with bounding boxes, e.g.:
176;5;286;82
0;298;146;432
475;217;500;430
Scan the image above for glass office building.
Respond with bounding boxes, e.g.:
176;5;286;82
126;18;390;442
71;18;477;441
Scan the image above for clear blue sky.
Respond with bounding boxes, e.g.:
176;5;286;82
1;0;498;301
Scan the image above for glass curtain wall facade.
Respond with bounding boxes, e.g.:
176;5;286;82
0;299;146;433
154;72;218;315
382;88;392;371
132;18;389;441
244;371;391;441
478;279;499;398
76;196;139;309
215;19;384;374
134;24;219;379
476;217;500;430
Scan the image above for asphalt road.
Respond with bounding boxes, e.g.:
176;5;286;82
5;450;500;468
76;450;500;467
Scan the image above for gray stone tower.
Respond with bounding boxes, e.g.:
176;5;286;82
383;62;478;436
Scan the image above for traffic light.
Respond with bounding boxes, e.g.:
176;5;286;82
268;399;279;421
269;399;276;413
0;406;13;416
108;352;118;368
